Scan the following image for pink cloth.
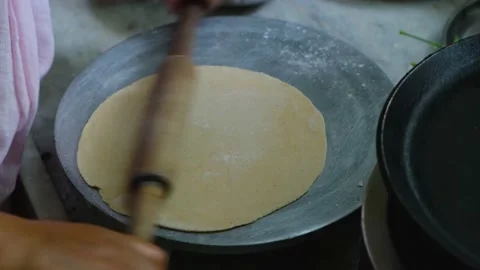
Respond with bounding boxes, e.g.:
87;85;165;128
0;0;54;202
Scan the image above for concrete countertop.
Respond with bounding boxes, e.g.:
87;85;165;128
32;0;468;156
27;0;467;218
16;1;470;268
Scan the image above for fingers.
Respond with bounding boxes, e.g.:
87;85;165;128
119;242;168;270
85;233;168;270
64;224;168;270
20;220;169;270
108;246;168;270
107;232;168;269
101;229;164;260
128;238;168;262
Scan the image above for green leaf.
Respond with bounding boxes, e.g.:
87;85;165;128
399;30;443;49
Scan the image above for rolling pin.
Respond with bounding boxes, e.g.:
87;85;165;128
128;2;205;241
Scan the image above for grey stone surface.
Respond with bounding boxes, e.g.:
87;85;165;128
20;136;67;221
29;0;469;252
33;0;469;156
224;0;268;5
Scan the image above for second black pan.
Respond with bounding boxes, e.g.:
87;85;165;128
378;34;480;268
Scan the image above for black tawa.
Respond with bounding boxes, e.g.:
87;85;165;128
388;198;472;270
378;34;480;267
55;17;392;253
444;0;480;45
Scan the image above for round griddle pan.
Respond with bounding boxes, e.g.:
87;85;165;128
361;166;403;270
362;166;470;270
378;34;480;267
388;196;471;269
55;16;392;253
444;0;480;45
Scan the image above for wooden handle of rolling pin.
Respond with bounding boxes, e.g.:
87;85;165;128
130;182;169;240
129;3;204;242
130;55;195;241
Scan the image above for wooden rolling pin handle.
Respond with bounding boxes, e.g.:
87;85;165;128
133;55;195;175
169;3;204;56
130;181;169;241
149;55;196;124
130;173;171;193
129;56;195;241
128;2;203;243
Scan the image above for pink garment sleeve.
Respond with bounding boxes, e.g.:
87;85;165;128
0;0;54;202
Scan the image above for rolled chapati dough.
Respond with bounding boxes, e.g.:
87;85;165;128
77;66;327;232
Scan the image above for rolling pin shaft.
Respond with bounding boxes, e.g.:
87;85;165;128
129;3;204;242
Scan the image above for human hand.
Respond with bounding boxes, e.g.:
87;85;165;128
0;213;167;270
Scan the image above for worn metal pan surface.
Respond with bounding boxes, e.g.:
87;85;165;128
55;16;392;253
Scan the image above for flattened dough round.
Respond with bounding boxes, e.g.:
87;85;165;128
77;66;327;232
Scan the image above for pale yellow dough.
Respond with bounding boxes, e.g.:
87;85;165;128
77;66;327;232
